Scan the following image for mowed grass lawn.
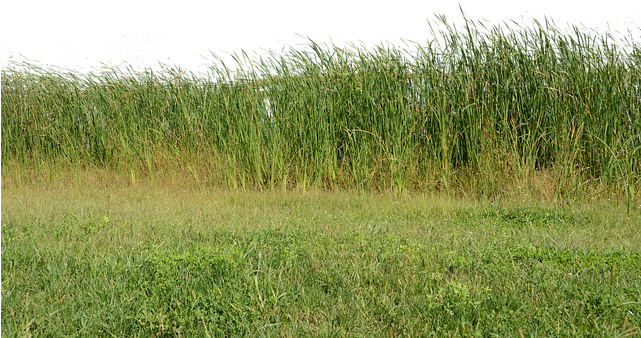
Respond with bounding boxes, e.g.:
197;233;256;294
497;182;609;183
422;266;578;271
2;180;640;337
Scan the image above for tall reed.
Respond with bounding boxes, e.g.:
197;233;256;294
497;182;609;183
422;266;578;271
2;17;640;198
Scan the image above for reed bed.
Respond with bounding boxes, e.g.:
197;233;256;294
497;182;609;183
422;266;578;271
2;18;640;200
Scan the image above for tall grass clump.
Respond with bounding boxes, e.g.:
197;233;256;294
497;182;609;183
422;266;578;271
2;17;640;198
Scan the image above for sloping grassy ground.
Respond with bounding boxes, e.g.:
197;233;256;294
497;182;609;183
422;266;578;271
2;177;640;337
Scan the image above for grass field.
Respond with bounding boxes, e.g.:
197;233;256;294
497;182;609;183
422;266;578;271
2;16;641;337
2;177;640;337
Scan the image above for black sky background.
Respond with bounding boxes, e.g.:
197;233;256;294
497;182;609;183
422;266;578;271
0;0;639;69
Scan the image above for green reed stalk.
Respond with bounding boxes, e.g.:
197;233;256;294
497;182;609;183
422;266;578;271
2;17;639;197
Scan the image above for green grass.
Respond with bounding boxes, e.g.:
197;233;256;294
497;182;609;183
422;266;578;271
2;15;641;336
2;181;640;337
